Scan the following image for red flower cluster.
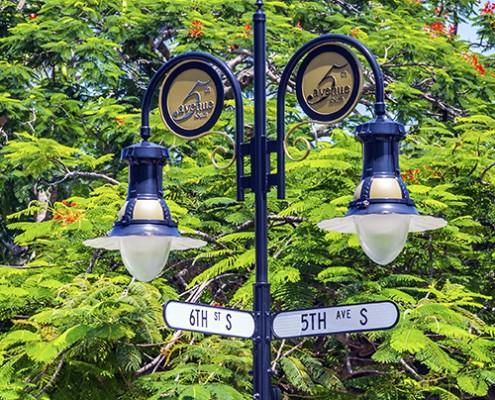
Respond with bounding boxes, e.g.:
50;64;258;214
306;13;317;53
235;21;252;40
424;21;456;39
424;165;440;177
463;52;486;75
350;27;360;38
402;166;440;183
296;21;302;30
188;20;204;39
481;1;495;15
61;200;77;207
402;169;421;183
244;22;251;35
53;201;82;225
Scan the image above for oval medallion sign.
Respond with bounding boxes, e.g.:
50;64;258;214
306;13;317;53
160;61;224;138
296;44;363;124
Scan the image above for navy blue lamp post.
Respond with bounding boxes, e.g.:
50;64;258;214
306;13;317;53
84;1;446;399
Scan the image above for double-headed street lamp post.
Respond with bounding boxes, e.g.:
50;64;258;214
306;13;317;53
85;2;446;399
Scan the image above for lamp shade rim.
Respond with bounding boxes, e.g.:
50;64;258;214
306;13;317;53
318;214;447;234
409;215;447;232
84;235;206;251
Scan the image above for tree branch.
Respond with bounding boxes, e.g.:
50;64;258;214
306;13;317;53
49;170;120;186
217;215;304;238
86;249;102;273
34;356;65;398
333;0;361;14
136;274;242;376
16;0;26;10
345;334;353;374
349;369;402;377
479;161;495;184
180;230;229;250
0;264;46;269
135;353;167;376
400;358;423;381
420;92;465;118
271;338;309;371
26;350;67;387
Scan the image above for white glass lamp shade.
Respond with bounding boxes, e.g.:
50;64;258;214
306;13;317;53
120;236;172;282
354;214;409;265
318;214;446;265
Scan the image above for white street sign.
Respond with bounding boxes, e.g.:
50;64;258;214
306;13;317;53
272;301;399;339
163;300;255;339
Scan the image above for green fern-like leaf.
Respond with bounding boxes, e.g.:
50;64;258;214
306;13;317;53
409;301;466;326
271;266;300;284
380;288;417;305
217;232;255;244
190;248;254;287
272;282;317;310
379;274;426;286
423;322;474;340
208;384;247;400
372;346;402;363
115;343;142;373
317;266;362;283
179;384;212;400
422;386;460;400
390;327;428;353
416;339;461;374
280;356;316;394
456;374;488;396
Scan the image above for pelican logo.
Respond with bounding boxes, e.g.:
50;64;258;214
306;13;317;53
296;44;363;124
160;62;224;138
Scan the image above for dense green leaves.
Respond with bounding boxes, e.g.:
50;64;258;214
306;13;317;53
2;0;495;398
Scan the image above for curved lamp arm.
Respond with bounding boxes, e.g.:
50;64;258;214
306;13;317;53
138;52;246;201
276;34;386;199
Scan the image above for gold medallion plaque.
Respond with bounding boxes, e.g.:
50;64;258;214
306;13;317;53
296;44;363;124
160;62;224;138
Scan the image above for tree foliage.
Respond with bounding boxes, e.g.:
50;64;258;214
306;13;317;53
1;0;495;398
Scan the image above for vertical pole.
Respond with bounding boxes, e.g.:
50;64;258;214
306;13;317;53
252;1;272;399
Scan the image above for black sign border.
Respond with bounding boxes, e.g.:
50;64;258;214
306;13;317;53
295;43;363;123
160;61;224;138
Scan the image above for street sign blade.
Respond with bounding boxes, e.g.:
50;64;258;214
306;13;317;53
164;300;255;339
272;300;399;339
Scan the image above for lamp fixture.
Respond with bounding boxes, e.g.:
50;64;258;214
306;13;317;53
317;115;446;265
84;140;206;281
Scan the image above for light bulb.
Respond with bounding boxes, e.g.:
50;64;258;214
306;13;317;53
354;214;410;265
119;236;172;282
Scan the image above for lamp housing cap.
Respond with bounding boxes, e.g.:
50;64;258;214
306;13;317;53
355;116;406;140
